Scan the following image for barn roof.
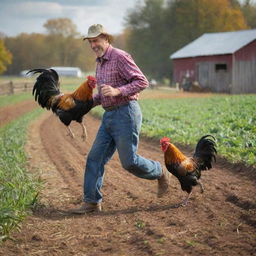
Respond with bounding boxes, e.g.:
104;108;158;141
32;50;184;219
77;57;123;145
170;29;256;59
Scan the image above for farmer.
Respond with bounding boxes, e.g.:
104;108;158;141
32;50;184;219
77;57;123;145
70;24;169;214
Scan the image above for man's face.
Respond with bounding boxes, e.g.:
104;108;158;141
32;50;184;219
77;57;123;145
88;35;109;57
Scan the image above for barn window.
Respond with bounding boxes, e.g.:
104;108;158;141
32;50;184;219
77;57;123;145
215;64;227;71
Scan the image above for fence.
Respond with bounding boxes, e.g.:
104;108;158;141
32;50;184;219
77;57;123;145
0;81;34;96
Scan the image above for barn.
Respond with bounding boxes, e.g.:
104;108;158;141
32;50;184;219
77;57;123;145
170;29;256;94
50;67;82;77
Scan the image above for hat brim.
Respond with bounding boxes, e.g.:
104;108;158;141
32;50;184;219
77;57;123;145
83;32;109;40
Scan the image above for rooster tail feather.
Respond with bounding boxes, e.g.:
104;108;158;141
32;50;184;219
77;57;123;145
29;68;60;109
193;135;217;170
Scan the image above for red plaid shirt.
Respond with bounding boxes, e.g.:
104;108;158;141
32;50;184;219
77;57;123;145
93;45;149;108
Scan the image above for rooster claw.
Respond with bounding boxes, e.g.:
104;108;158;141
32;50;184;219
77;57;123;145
67;126;75;139
174;201;189;208
176;192;192;207
198;180;204;193
180;201;189;207
67;132;75;139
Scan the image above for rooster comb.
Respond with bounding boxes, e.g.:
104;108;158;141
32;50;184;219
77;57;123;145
87;75;96;82
160;137;170;144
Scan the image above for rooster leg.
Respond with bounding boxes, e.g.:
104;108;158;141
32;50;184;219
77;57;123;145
179;192;192;207
197;180;204;193
67;126;75;139
80;122;87;141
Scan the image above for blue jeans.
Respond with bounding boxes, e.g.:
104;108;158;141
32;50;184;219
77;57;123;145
84;100;162;203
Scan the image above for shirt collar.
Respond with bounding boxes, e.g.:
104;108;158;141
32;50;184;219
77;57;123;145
96;44;113;63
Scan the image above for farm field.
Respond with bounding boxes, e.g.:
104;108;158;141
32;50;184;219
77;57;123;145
0;89;255;255
92;92;256;167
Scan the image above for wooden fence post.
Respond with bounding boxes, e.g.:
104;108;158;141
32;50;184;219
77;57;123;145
9;81;14;95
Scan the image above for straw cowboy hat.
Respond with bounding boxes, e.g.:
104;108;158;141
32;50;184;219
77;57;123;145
83;24;111;40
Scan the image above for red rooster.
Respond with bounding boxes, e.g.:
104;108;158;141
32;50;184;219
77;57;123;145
28;68;96;140
160;135;217;206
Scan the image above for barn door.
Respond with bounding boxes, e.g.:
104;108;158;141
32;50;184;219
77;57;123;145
197;62;231;92
214;64;230;93
197;62;210;89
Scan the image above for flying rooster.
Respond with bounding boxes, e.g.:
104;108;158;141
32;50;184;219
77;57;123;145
160;135;217;206
28;68;96;140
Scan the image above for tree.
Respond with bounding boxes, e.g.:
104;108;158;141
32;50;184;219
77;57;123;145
165;0;247;43
43;18;95;71
4;32;96;75
125;0;248;80
125;0;167;79
241;0;256;28
44;18;78;37
0;40;12;74
113;28;130;51
4;33;48;74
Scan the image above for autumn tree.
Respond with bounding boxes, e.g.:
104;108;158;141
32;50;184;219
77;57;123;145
0;40;12;74
43;18;95;71
113;28;130;51
4;33;48;74
44;18;78;37
125;0;248;80
4;18;96;75
165;0;247;48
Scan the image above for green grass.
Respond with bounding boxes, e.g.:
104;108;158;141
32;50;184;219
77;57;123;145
91;94;256;167
0;93;32;108
0;108;43;241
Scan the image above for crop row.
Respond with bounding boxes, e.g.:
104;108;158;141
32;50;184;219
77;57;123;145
0;108;43;241
92;94;256;167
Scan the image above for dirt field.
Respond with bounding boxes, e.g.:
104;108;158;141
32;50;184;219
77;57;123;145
0;97;255;256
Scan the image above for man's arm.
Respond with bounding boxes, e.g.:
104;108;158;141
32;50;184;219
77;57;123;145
116;53;149;96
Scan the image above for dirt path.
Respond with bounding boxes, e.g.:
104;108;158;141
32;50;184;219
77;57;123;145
0;102;256;256
0;100;37;127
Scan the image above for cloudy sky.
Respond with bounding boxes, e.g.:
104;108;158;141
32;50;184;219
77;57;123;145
0;0;141;37
0;0;254;37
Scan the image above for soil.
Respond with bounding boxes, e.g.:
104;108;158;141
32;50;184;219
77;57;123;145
0;100;37;126
0;96;255;256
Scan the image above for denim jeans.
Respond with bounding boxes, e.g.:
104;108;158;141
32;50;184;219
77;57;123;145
84;100;162;203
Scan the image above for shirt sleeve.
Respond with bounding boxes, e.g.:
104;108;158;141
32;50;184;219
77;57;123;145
117;53;149;96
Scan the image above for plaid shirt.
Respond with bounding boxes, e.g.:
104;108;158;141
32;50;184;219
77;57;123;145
93;45;149;108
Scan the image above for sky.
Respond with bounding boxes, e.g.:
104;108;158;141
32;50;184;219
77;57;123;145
0;0;141;37
0;0;255;37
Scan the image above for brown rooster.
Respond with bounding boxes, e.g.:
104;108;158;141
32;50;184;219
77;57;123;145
160;135;217;206
28;68;96;140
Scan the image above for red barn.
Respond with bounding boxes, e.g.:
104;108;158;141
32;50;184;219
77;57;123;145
170;29;256;94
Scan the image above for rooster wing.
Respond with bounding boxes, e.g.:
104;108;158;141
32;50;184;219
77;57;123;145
56;99;93;126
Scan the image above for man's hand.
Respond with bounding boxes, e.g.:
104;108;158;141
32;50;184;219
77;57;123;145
101;84;121;97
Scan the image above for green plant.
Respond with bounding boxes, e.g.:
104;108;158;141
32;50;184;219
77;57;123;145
0;108;43;241
91;95;256;167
